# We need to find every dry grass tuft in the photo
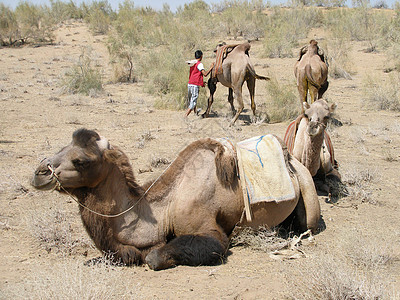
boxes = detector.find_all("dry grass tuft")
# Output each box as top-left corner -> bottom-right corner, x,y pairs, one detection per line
364,73 -> 400,111
2,256 -> 140,299
28,203 -> 93,255
150,156 -> 171,168
136,130 -> 156,149
287,255 -> 388,299
287,231 -> 397,299
341,164 -> 378,204
230,226 -> 289,252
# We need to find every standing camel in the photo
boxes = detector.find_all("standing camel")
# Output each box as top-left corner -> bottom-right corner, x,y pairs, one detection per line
202,42 -> 269,126
295,40 -> 328,113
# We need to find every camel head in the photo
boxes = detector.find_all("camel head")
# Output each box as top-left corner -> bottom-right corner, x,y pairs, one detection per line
308,40 -> 319,55
31,128 -> 112,191
303,99 -> 336,137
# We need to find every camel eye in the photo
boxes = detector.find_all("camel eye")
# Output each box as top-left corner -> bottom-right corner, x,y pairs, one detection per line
72,159 -> 90,171
304,113 -> 309,119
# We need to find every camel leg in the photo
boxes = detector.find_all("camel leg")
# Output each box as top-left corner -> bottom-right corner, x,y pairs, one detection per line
318,81 -> 329,99
309,85 -> 319,104
228,88 -> 235,117
298,83 -> 308,113
246,76 -> 256,122
202,78 -> 217,118
145,223 -> 228,270
230,88 -> 243,126
288,157 -> 321,233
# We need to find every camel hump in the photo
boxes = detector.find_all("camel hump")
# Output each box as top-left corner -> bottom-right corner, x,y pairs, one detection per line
240,42 -> 251,52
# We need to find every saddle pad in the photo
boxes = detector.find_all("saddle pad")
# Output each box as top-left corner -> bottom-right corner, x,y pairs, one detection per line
213,44 -> 240,78
237,135 -> 296,205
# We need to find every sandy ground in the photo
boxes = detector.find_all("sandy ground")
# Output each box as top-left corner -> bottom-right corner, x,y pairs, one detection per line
0,20 -> 399,299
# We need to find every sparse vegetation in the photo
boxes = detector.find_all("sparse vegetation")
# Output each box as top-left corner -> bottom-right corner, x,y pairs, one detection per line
364,73 -> 400,111
60,48 -> 103,95
230,226 -> 289,252
263,77 -> 299,123
264,7 -> 323,58
342,164 -> 378,204
28,201 -> 94,255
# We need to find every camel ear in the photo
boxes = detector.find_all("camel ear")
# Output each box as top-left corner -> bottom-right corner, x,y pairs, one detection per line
303,102 -> 310,111
96,136 -> 110,152
329,103 -> 337,113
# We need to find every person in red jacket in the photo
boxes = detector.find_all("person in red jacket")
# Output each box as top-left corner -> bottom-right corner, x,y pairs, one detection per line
185,50 -> 214,117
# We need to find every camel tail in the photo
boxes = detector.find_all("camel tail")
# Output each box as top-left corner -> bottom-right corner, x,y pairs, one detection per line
305,64 -> 320,89
247,64 -> 270,81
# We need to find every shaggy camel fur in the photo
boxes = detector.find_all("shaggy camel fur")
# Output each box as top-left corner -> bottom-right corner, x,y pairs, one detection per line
295,40 -> 329,113
203,42 -> 269,125
284,100 -> 340,191
32,129 -> 320,270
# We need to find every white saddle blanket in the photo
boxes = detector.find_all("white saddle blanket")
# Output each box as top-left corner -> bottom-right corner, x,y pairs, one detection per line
236,135 -> 295,204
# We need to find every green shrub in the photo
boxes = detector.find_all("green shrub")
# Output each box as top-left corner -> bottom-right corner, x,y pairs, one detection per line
264,77 -> 299,123
48,0 -> 85,22
61,48 -> 103,96
0,4 -> 19,46
85,0 -> 114,35
136,45 -> 197,110
325,6 -> 391,51
212,0 -> 267,40
15,1 -> 55,44
323,39 -> 353,79
264,8 -> 323,58
364,73 -> 400,111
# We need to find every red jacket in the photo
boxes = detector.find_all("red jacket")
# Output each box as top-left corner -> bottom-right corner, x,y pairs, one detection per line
188,61 -> 204,87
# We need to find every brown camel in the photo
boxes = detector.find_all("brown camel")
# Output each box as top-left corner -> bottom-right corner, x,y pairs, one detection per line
284,99 -> 340,192
32,128 -> 320,270
295,40 -> 328,113
203,42 -> 269,126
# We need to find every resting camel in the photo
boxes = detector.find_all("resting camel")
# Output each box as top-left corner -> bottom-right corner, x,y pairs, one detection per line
32,128 -> 320,270
284,99 -> 340,192
202,42 -> 269,126
295,40 -> 328,113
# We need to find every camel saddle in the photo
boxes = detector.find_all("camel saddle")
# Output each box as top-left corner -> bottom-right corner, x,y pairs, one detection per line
212,44 -> 241,78
284,115 -> 335,166
218,135 -> 296,222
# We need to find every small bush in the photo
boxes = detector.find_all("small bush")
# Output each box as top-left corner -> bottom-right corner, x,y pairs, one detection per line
323,39 -> 353,79
85,0 -> 114,35
364,73 -> 400,111
0,4 -> 19,46
61,48 -> 103,96
48,0 -> 85,22
263,77 -> 299,123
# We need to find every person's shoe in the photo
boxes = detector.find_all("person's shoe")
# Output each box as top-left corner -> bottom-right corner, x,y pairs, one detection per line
196,108 -> 202,116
